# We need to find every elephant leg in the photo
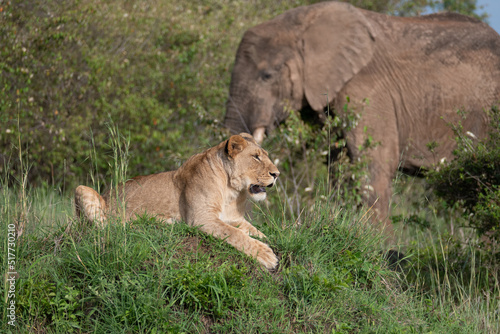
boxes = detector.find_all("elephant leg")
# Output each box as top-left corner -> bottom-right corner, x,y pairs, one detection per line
365,148 -> 400,245
346,131 -> 399,243
340,92 -> 400,243
366,166 -> 393,233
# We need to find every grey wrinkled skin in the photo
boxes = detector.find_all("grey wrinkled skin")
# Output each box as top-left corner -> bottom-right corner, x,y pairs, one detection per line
224,1 -> 500,236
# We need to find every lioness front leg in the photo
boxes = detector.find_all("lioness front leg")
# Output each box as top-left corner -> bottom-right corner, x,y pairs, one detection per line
226,220 -> 267,239
197,219 -> 277,270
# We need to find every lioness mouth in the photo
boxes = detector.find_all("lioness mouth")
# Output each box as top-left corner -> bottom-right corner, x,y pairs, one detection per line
249,184 -> 266,194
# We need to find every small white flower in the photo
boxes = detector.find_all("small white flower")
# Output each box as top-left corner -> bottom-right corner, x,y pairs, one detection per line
6,129 -> 12,133
305,187 -> 313,192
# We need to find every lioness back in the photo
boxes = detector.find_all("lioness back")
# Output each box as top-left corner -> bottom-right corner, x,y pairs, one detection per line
104,171 -> 180,222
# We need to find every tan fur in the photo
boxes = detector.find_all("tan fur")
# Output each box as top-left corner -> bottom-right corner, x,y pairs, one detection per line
75,133 -> 280,269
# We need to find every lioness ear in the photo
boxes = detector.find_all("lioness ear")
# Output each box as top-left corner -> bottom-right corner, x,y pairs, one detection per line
225,135 -> 248,159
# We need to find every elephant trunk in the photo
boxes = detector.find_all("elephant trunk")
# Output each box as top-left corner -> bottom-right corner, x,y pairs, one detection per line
224,96 -> 252,134
225,90 -> 278,142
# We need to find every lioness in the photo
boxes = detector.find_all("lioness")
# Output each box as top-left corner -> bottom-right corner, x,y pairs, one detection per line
75,133 -> 279,269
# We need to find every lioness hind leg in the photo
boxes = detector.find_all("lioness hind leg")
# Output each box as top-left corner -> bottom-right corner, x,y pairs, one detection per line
75,185 -> 107,226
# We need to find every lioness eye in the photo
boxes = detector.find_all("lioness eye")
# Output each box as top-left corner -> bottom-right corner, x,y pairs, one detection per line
253,154 -> 261,161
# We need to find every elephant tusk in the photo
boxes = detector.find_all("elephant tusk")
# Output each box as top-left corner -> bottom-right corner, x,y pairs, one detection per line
253,127 -> 266,144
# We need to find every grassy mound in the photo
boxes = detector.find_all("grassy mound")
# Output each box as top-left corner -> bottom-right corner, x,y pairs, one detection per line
1,183 -> 498,333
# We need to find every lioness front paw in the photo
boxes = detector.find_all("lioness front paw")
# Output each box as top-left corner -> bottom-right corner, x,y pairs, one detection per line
253,239 -> 278,270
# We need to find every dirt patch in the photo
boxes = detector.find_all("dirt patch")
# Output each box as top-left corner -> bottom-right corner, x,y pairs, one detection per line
181,236 -> 210,255
200,314 -> 215,334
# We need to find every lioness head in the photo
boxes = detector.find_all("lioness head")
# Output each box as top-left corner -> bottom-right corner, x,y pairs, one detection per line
225,133 -> 279,201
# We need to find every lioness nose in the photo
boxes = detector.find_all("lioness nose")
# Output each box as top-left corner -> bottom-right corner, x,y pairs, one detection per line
270,171 -> 279,179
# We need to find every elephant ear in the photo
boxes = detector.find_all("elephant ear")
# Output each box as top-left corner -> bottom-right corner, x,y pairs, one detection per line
303,3 -> 376,111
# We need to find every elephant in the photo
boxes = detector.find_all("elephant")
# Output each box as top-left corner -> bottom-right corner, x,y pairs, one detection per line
224,1 -> 500,234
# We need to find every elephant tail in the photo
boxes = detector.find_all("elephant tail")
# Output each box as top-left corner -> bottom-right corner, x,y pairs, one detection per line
75,185 -> 107,227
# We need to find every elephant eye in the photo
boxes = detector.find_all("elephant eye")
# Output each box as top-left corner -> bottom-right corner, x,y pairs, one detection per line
260,71 -> 272,81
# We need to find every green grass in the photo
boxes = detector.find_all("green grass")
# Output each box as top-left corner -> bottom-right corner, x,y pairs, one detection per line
1,178 -> 499,333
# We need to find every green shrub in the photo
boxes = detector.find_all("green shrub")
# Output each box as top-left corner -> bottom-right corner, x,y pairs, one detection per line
428,106 -> 500,241
17,279 -> 84,332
